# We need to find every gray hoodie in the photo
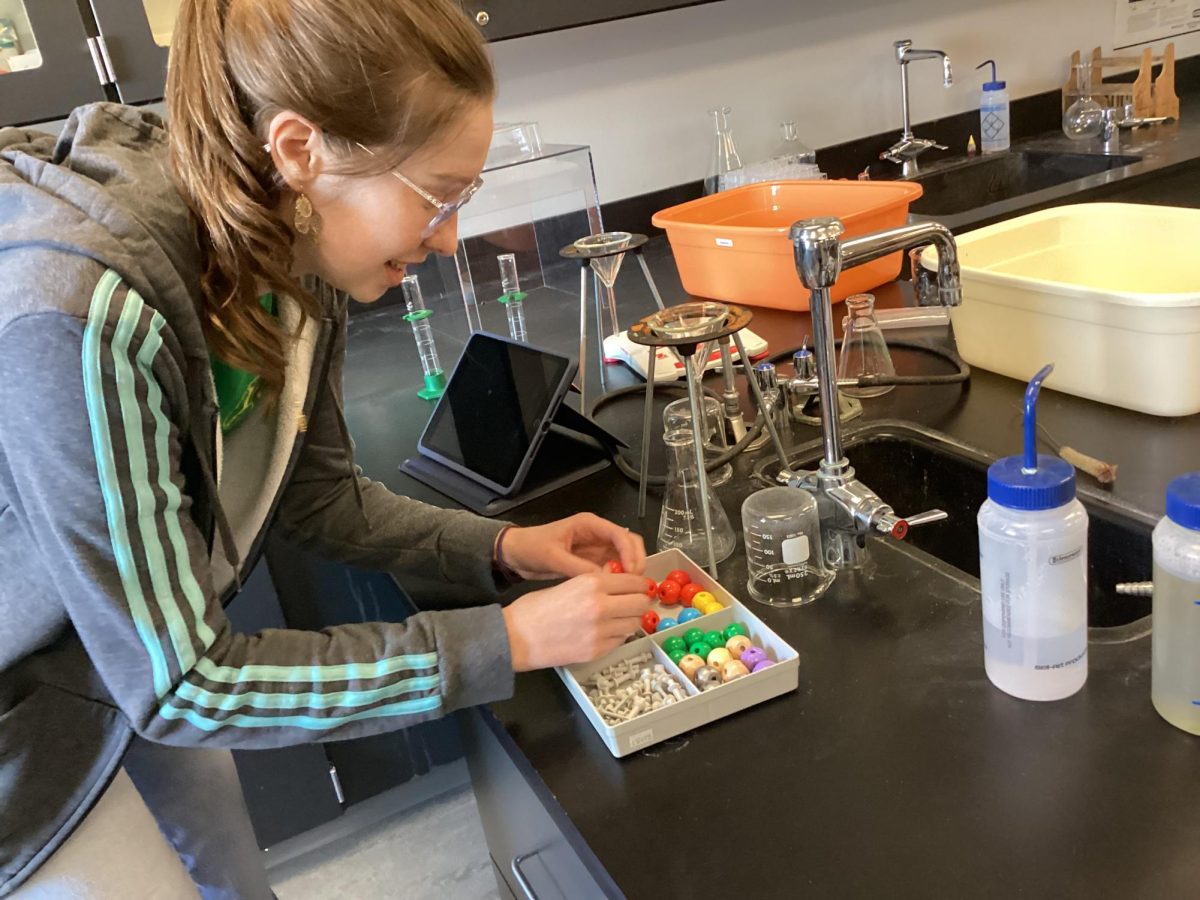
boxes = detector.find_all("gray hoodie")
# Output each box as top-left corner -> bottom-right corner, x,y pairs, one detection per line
0,104 -> 514,894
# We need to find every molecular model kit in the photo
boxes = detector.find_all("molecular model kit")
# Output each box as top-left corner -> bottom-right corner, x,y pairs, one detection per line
556,549 -> 799,757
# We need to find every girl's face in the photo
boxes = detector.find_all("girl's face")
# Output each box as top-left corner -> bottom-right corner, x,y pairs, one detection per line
296,102 -> 493,303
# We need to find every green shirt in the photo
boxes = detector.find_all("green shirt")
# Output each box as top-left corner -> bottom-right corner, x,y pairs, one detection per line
210,293 -> 276,433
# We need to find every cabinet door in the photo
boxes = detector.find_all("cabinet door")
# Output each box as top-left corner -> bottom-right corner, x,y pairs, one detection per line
0,0 -> 107,126
264,534 -> 467,807
461,0 -> 720,41
227,557 -> 345,849
88,0 -> 173,105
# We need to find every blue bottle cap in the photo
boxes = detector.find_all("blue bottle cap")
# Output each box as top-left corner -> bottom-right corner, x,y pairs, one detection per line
988,455 -> 1076,510
986,364 -> 1077,510
1165,473 -> 1200,531
976,59 -> 1006,91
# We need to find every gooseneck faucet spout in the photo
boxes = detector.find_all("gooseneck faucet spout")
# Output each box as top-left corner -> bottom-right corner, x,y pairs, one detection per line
784,217 -> 961,568
883,39 -> 954,176
841,221 -> 962,308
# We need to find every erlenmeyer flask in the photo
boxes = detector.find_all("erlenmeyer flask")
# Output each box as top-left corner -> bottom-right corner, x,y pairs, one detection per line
657,428 -> 736,562
1062,63 -> 1103,140
663,396 -> 732,488
838,293 -> 895,399
774,121 -> 816,166
704,107 -> 743,195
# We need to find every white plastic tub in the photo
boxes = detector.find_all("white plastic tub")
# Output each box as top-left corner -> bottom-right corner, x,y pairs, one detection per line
926,203 -> 1200,417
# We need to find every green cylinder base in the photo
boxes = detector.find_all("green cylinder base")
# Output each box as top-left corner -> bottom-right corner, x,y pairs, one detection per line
417,369 -> 446,400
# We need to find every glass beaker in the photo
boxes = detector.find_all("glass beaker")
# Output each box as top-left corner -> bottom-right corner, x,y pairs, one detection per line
741,487 -> 834,607
657,428 -> 736,563
663,396 -> 732,488
1062,63 -> 1104,140
704,107 -> 744,195
838,293 -> 895,399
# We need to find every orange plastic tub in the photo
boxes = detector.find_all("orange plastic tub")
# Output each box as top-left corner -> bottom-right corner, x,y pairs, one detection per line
652,180 -> 924,311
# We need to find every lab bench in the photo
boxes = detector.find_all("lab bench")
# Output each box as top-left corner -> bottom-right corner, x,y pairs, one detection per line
343,232 -> 1200,898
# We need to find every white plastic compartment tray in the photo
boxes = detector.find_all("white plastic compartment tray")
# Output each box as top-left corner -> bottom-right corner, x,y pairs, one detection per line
925,203 -> 1200,416
555,548 -> 799,757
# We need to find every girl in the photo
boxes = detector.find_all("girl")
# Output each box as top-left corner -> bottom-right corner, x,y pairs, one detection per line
0,1 -> 650,896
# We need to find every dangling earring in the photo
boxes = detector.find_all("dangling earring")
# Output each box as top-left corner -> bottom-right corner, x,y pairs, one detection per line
294,193 -> 321,239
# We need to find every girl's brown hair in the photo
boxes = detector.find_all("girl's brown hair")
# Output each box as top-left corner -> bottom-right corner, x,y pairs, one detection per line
167,0 -> 494,398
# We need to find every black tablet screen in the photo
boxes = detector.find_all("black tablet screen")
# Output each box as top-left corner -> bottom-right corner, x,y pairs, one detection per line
420,335 -> 572,490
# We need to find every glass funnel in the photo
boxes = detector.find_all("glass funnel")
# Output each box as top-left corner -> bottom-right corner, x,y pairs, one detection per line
838,293 -> 894,398
573,231 -> 632,336
647,301 -> 731,340
657,428 -> 736,563
1062,63 -> 1104,140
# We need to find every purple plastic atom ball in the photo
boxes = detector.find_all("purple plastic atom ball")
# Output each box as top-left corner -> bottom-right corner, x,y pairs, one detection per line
739,646 -> 769,670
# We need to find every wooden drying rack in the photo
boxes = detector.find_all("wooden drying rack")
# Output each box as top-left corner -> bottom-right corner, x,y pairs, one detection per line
1062,43 -> 1179,120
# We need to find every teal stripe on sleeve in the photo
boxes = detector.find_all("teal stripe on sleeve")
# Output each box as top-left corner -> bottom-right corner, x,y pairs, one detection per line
114,293 -> 195,675
193,652 -> 438,685
170,673 -> 441,713
83,270 -> 171,698
159,694 -> 443,732
129,292 -> 217,656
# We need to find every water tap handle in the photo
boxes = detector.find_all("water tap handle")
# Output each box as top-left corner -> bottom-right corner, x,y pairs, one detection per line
876,508 -> 949,539
753,361 -> 779,393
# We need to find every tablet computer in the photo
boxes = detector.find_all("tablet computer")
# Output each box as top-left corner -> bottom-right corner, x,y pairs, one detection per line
415,332 -> 577,497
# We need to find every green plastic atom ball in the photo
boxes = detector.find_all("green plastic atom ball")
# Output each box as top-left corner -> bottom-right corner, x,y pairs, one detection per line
663,636 -> 687,655
723,622 -> 749,641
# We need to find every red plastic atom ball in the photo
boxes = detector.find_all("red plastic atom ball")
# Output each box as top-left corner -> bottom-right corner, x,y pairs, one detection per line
644,578 -> 658,598
679,583 -> 702,607
604,559 -> 624,574
665,569 -> 691,586
641,611 -> 660,634
657,579 -> 682,605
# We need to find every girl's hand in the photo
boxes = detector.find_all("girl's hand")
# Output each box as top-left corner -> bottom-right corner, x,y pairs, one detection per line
498,513 -> 646,581
501,572 -> 656,671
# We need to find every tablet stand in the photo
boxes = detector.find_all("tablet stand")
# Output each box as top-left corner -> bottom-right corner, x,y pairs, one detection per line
400,404 -> 626,517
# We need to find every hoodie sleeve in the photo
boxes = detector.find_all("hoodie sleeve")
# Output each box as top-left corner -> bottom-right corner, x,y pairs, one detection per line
0,273 -> 513,749
272,292 -> 511,594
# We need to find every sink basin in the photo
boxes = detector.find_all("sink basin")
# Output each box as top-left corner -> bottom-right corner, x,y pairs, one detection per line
909,150 -> 1143,216
756,423 -> 1155,630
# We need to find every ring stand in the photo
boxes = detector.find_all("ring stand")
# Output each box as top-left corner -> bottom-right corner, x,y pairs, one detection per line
559,233 -> 668,413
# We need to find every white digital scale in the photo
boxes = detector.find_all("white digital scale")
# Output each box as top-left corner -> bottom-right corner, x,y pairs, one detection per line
601,328 -> 770,382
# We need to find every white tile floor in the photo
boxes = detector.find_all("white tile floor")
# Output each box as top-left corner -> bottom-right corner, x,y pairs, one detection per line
270,785 -> 501,900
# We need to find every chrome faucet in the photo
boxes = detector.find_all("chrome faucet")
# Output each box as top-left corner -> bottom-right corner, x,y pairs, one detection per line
783,217 -> 963,569
882,39 -> 954,177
